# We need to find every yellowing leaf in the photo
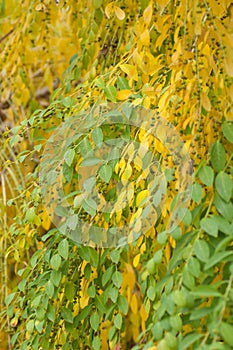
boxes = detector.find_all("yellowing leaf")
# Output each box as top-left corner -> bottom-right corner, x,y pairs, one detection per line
116,89 -> 132,100
140,304 -> 148,322
143,2 -> 153,25
105,2 -> 113,18
114,6 -> 125,20
136,190 -> 149,207
130,294 -> 138,314
119,64 -> 138,82
140,29 -> 150,46
143,96 -> 151,108
225,56 -> 233,77
133,254 -> 141,268
201,92 -> 211,111
121,163 -> 132,181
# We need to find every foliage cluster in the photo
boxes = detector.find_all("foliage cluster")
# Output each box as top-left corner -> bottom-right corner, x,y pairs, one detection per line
0,0 -> 233,349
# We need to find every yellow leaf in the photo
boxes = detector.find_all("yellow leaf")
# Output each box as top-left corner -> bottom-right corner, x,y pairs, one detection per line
133,254 -> 141,268
143,2 -> 153,25
165,242 -> 171,262
136,190 -> 149,207
132,219 -> 142,233
225,56 -> 233,77
130,294 -> 138,314
140,304 -> 148,322
114,6 -> 125,20
116,209 -> 122,223
140,242 -> 146,254
127,183 -> 134,204
143,96 -> 151,108
119,64 -> 138,81
134,155 -> 142,171
116,89 -> 132,100
115,158 -> 126,174
105,2 -> 113,18
132,98 -> 143,106
121,162 -> 132,181
140,29 -> 150,46
130,208 -> 142,224
201,92 -> 211,111
156,32 -> 168,50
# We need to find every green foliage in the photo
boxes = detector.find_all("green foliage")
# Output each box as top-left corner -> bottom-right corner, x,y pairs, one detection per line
1,0 -> 233,349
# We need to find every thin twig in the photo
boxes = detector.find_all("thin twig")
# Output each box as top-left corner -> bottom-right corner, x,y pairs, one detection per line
0,27 -> 15,44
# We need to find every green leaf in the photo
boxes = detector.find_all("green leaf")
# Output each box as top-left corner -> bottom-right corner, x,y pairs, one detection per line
65,282 -> 75,301
102,266 -> 114,286
211,215 -> 232,235
112,271 -> 122,288
79,138 -> 92,157
5,292 -> 16,306
99,164 -> 112,183
198,165 -> 214,187
95,77 -> 105,89
74,304 -> 92,324
214,193 -> 233,222
81,157 -> 103,166
50,254 -> 62,270
54,205 -> 69,217
63,162 -> 73,183
153,249 -> 163,264
90,312 -> 100,331
169,314 -> 182,332
220,323 -> 233,346
222,122 -> 233,143
89,247 -> 99,268
26,207 -> 36,223
104,85 -> 117,102
204,251 -> 232,270
191,183 -> 203,204
210,141 -> 226,172
26,320 -> 34,333
200,217 -> 218,237
194,239 -> 210,262
64,148 -> 75,166
88,285 -> 96,298
47,304 -> 56,322
93,0 -> 102,9
84,263 -> 92,278
187,257 -> 200,277
110,250 -> 121,264
95,294 -> 107,313
67,214 -> 79,230
32,295 -> 42,308
147,286 -> 156,301
116,77 -> 130,90
82,198 -> 97,217
179,333 -> 202,350
110,287 -> 119,303
118,295 -> 128,315
92,127 -> 103,146
58,239 -> 69,260
61,307 -> 73,323
78,246 -> 91,261
215,171 -> 232,202
92,336 -> 101,350
173,290 -> 187,307
190,306 -> 213,320
50,270 -> 61,287
45,280 -> 54,297
83,176 -> 96,193
114,313 -> 122,329
191,285 -> 222,297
